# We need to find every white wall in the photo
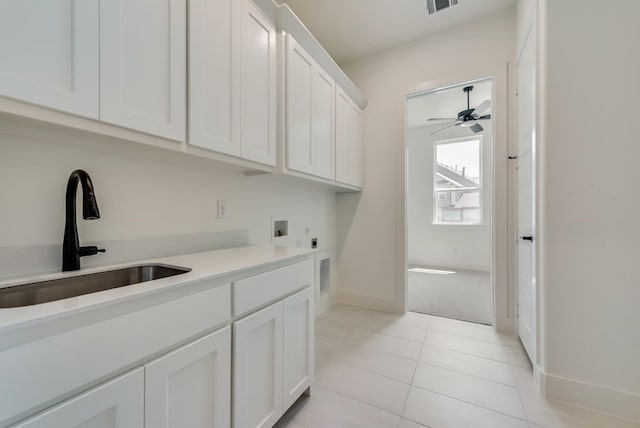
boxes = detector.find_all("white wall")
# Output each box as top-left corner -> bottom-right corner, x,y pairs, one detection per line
0,130 -> 336,276
535,0 -> 640,421
337,8 -> 516,325
407,122 -> 492,272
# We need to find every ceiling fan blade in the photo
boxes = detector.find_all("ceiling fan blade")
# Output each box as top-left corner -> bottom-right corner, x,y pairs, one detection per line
470,123 -> 484,133
430,122 -> 461,135
477,114 -> 491,120
472,100 -> 491,116
427,118 -> 457,122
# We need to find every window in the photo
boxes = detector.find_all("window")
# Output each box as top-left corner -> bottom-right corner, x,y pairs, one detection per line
434,137 -> 482,225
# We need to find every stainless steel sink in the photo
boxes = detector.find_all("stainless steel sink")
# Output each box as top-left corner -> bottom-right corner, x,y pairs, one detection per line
0,264 -> 191,308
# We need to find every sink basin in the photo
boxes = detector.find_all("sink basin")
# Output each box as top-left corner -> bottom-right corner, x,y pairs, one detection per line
0,264 -> 191,308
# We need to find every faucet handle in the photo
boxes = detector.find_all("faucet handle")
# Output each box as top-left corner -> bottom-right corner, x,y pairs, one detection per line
78,246 -> 106,257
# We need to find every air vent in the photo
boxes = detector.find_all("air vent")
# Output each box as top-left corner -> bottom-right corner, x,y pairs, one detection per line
426,0 -> 458,14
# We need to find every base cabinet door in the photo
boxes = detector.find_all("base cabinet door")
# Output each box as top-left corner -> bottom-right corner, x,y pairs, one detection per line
283,287 -> 314,409
144,327 -> 231,428
11,368 -> 143,428
233,302 -> 283,428
0,0 -> 99,118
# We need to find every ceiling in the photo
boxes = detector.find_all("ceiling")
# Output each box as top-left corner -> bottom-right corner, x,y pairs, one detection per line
275,0 -> 517,65
407,79 -> 492,129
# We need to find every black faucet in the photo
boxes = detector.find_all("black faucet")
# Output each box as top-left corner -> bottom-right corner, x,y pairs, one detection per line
62,169 -> 105,271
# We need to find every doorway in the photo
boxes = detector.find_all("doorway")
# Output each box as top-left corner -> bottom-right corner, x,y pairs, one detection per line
405,78 -> 494,325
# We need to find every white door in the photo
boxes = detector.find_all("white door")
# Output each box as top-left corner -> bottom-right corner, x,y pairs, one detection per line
283,287 -> 314,409
240,1 -> 276,166
145,327 -> 231,428
11,368 -> 143,428
286,36 -> 314,175
233,302 -> 283,428
188,0 -> 242,156
311,68 -> 336,180
0,0 -> 99,118
516,25 -> 537,364
99,0 -> 187,141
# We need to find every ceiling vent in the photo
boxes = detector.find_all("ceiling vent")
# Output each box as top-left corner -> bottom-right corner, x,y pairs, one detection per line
426,0 -> 458,14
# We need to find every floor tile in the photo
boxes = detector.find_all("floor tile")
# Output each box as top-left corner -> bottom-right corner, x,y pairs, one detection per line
412,363 -> 527,419
347,330 -> 423,360
326,305 -> 428,342
404,386 -> 530,428
511,365 -> 537,392
314,333 -> 345,365
283,386 -> 401,428
315,361 -> 410,415
519,390 -> 640,428
398,418 -> 428,428
330,342 -> 418,383
425,330 -> 531,367
420,344 -> 517,386
429,315 -> 522,348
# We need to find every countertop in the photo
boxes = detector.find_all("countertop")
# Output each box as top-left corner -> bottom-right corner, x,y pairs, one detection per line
0,245 -> 315,334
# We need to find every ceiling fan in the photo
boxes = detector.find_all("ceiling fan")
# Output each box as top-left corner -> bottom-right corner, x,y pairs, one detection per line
427,85 -> 491,135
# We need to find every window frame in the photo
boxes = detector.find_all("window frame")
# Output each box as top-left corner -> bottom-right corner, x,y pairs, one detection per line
432,135 -> 484,226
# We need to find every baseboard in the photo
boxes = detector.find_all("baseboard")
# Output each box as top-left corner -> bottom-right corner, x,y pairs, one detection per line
336,290 -> 401,313
539,370 -> 640,423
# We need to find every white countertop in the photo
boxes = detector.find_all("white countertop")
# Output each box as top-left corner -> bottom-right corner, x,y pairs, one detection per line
0,245 -> 314,334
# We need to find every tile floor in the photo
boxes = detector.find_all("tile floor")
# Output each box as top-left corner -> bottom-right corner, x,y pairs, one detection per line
275,304 -> 640,428
408,268 -> 491,324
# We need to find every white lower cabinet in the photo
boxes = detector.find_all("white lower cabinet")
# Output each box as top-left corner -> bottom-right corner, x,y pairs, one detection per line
233,302 -> 284,428
283,287 -> 314,409
144,327 -> 232,428
233,286 -> 314,428
11,368 -> 144,428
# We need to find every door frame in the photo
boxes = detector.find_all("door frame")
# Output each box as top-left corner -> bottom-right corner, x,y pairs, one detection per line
400,64 -> 515,333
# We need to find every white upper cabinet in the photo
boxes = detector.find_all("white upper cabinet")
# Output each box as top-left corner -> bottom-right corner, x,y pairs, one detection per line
285,35 -> 336,180
99,0 -> 187,142
312,68 -> 336,180
240,1 -> 277,166
188,0 -> 241,156
189,0 -> 276,166
0,0 -> 99,118
286,36 -> 314,174
335,86 -> 363,188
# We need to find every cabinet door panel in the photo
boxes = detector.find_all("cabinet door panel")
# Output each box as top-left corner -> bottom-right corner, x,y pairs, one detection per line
286,37 -> 313,174
335,87 -> 362,187
240,2 -> 276,165
233,302 -> 283,428
0,0 -> 99,118
100,0 -> 186,141
312,69 -> 335,180
145,327 -> 231,428
283,287 -> 314,409
11,368 -> 143,428
188,0 -> 241,155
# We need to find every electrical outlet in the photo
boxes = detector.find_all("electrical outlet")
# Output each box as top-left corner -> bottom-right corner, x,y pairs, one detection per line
217,200 -> 228,219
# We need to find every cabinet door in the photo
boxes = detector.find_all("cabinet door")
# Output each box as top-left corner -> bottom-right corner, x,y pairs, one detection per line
99,0 -> 186,141
11,368 -> 143,428
312,68 -> 336,180
0,0 -> 99,118
188,0 -> 241,156
283,287 -> 314,409
145,327 -> 231,428
335,87 -> 363,187
286,36 -> 313,175
240,1 -> 276,166
233,302 -> 283,428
